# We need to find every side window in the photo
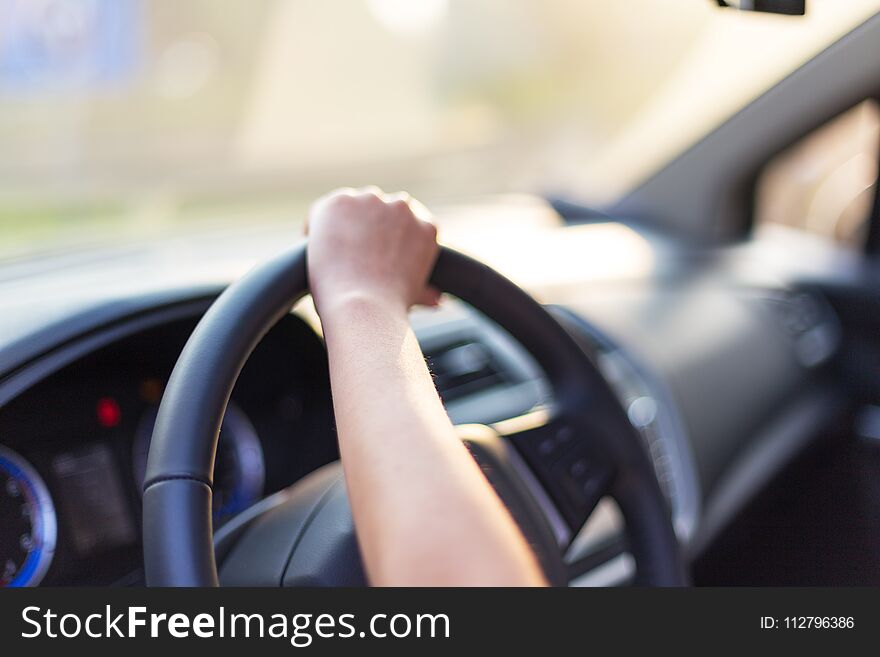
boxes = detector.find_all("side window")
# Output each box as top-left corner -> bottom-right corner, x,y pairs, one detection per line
754,99 -> 880,249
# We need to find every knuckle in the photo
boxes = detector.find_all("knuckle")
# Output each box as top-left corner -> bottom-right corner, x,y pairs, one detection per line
388,191 -> 412,204
356,186 -> 384,201
325,192 -> 356,209
389,198 -> 412,214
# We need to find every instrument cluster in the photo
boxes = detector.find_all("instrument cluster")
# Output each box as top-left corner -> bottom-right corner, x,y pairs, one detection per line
0,311 -> 336,586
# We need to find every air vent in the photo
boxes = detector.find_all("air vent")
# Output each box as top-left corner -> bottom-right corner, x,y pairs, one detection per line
426,340 -> 506,402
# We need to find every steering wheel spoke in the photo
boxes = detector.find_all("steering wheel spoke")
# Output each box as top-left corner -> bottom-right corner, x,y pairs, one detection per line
454,423 -> 568,585
497,413 -> 616,537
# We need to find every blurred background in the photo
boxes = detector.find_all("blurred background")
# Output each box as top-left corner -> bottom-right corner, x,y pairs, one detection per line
1,0 -> 879,258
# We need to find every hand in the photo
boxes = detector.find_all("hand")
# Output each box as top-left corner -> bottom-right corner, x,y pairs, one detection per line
306,187 -> 441,318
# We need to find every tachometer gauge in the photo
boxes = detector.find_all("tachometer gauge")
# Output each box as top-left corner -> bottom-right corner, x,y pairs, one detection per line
0,446 -> 57,587
133,402 -> 265,523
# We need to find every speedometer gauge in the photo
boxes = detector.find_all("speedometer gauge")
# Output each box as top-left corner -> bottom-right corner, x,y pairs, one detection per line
0,446 -> 57,587
133,401 -> 265,523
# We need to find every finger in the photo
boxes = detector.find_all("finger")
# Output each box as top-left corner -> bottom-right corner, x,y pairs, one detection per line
307,187 -> 360,235
415,285 -> 442,308
308,187 -> 357,227
384,191 -> 412,204
352,185 -> 385,200
314,187 -> 358,207
386,191 -> 434,225
421,218 -> 438,242
408,197 -> 434,224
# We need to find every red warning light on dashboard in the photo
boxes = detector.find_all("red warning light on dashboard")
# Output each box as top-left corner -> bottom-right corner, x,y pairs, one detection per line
96,397 -> 122,428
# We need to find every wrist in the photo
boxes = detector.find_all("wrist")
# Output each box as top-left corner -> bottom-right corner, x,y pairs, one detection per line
316,288 -> 409,326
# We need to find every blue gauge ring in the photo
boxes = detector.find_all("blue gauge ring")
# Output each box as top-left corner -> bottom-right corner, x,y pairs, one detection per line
0,446 -> 57,587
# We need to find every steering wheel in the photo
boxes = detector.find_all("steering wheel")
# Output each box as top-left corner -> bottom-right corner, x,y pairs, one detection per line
143,244 -> 687,586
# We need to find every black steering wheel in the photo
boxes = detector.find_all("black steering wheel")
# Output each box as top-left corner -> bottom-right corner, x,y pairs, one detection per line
143,244 -> 687,586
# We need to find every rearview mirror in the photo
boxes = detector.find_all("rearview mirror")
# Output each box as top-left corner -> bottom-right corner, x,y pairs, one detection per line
715,0 -> 806,15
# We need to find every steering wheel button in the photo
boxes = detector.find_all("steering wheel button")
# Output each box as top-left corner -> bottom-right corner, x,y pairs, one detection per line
569,458 -> 588,479
581,477 -> 604,500
555,426 -> 574,444
538,437 -> 556,456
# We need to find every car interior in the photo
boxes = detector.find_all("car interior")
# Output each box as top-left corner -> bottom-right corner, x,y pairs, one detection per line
2,0 -> 880,587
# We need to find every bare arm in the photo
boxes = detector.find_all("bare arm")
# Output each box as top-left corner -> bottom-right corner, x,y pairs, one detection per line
307,188 -> 547,587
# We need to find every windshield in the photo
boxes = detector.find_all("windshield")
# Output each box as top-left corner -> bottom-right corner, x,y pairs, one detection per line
2,0 -> 879,259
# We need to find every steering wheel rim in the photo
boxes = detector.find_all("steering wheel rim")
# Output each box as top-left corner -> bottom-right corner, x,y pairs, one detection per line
143,243 -> 687,586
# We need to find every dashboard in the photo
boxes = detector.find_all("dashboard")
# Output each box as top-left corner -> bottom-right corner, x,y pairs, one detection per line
0,200 -> 858,587
0,311 -> 336,586
0,292 -> 702,587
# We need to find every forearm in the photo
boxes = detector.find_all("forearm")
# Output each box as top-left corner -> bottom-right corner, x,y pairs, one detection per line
321,293 -> 547,586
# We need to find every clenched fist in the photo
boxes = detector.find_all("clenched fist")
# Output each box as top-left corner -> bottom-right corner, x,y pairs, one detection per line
306,187 -> 440,319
